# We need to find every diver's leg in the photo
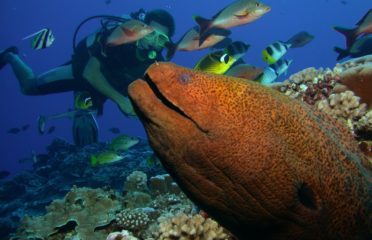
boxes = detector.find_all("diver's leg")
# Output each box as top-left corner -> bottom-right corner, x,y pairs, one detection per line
5,52 -> 75,95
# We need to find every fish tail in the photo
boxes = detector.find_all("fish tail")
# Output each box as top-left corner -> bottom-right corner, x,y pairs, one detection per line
165,42 -> 178,60
199,27 -> 231,47
333,26 -> 357,48
285,31 -> 314,48
193,15 -> 211,38
333,46 -> 349,61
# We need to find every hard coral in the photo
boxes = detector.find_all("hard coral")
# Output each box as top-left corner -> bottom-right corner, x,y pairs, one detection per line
154,213 -> 234,240
12,186 -> 122,240
337,55 -> 372,108
115,208 -> 150,232
316,90 -> 367,131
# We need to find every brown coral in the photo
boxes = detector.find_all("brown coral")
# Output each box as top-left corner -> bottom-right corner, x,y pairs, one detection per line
337,55 -> 372,108
13,186 -> 122,240
154,213 -> 234,240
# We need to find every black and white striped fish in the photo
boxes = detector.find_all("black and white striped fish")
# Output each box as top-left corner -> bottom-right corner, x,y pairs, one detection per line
255,58 -> 293,85
23,28 -> 55,50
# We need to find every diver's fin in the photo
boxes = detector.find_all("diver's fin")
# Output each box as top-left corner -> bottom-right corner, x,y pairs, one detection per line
334,46 -> 350,61
165,42 -> 178,60
0,46 -> 18,70
333,26 -> 356,48
193,15 -> 212,38
199,27 -> 231,46
209,37 -> 233,50
285,31 -> 314,48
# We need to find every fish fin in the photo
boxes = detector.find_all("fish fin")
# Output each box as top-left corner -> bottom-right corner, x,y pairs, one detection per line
334,46 -> 349,61
209,37 -> 232,50
22,28 -> 47,40
193,15 -> 211,38
355,9 -> 372,26
333,26 -> 357,48
234,9 -> 249,18
285,31 -> 314,48
90,155 -> 97,167
165,42 -> 178,60
121,27 -> 136,36
199,27 -> 231,46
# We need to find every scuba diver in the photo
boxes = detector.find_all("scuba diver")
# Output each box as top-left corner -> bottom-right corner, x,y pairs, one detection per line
0,8 -> 175,146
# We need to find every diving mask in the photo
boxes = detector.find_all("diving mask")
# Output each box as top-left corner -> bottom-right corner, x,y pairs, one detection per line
137,29 -> 170,51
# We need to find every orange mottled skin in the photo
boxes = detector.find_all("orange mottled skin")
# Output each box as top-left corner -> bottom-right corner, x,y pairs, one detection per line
128,62 -> 372,239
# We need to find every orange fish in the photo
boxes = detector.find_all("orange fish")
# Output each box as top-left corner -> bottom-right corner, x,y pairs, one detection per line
166,26 -> 231,60
106,19 -> 154,46
194,0 -> 270,45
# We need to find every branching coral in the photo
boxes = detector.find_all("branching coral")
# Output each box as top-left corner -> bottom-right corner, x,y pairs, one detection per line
316,91 -> 367,131
273,60 -> 372,140
153,213 -> 234,240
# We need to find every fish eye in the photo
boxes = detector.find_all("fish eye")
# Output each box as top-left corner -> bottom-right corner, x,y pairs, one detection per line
256,2 -> 260,7
179,73 -> 191,84
220,54 -> 229,64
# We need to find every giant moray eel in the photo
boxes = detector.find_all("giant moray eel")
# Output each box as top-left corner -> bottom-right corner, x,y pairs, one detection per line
128,62 -> 372,239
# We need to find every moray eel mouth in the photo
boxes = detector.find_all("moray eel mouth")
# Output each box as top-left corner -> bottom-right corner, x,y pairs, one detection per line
128,67 -> 207,134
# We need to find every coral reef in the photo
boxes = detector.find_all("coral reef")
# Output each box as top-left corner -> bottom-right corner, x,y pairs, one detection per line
336,55 -> 372,108
12,186 -> 122,239
115,208 -> 150,233
273,57 -> 372,141
11,169 -> 232,240
0,138 -> 165,239
154,213 -> 234,240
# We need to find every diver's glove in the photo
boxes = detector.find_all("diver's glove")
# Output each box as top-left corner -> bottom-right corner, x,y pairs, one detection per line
72,111 -> 99,146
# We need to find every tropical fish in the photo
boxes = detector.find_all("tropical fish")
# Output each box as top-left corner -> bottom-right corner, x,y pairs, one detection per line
109,134 -> 140,152
74,91 -> 93,110
194,50 -> 236,75
334,36 -> 372,60
0,170 -> 10,180
7,127 -> 21,134
128,62 -> 372,239
194,0 -> 271,45
256,58 -> 293,85
108,127 -> 121,134
106,19 -> 154,46
334,9 -> 372,48
166,26 -> 231,60
21,124 -> 30,131
90,151 -> 123,167
225,64 -> 263,80
285,31 -> 314,48
262,31 -> 314,64
23,28 -> 55,50
225,41 -> 250,59
194,41 -> 250,75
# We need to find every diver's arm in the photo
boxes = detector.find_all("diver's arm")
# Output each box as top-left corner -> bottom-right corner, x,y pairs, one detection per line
83,56 -> 135,116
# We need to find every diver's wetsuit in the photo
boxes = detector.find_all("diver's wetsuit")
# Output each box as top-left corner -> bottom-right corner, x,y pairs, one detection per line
36,28 -> 163,115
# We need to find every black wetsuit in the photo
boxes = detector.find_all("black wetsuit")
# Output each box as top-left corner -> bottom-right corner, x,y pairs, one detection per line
38,28 -> 163,115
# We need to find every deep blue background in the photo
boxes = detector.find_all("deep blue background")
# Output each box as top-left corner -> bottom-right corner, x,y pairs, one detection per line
0,0 -> 370,175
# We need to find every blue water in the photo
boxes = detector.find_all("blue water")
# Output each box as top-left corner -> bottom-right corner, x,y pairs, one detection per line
0,0 -> 369,175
